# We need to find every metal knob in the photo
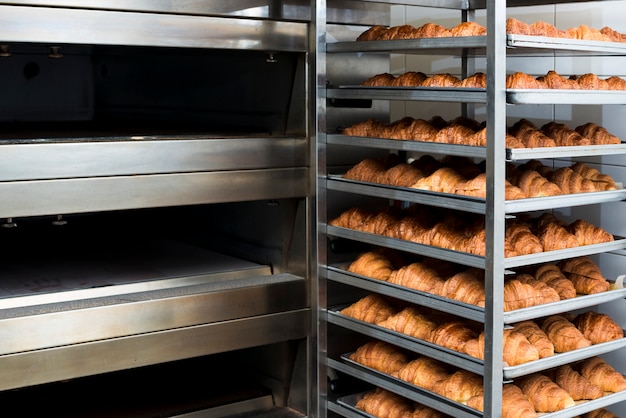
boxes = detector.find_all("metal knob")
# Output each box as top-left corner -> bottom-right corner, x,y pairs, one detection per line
2,218 -> 17,228
52,215 -> 67,226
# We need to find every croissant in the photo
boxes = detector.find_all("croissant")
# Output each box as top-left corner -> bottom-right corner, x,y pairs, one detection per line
549,166 -> 597,193
515,273 -> 561,305
512,320 -> 555,358
359,211 -> 398,236
578,356 -> 626,392
513,170 -> 562,197
432,369 -> 483,403
507,72 -> 546,89
429,320 -> 479,353
348,251 -> 396,281
378,307 -> 439,341
509,121 -> 557,147
530,21 -> 565,38
421,73 -> 462,88
361,72 -> 397,87
575,73 -> 610,90
384,163 -> 426,187
406,118 -> 439,141
536,221 -> 580,251
573,311 -> 624,344
542,121 -> 592,146
460,72 -> 487,88
505,222 -> 544,255
411,167 -> 466,194
439,271 -> 486,307
550,364 -> 603,400
387,262 -> 445,294
568,219 -> 614,246
582,408 -> 621,418
391,71 -> 428,87
504,278 -> 555,311
343,118 -> 384,137
349,340 -> 409,375
575,122 -> 621,145
413,22 -> 452,38
450,21 -> 487,37
355,388 -> 414,418
570,161 -> 618,190
433,124 -> 476,145
464,329 -> 540,366
340,294 -> 398,325
559,256 -> 611,294
329,207 -> 373,229
379,24 -> 418,41
517,374 -> 576,412
395,357 -> 450,391
540,314 -> 592,352
531,264 -> 576,299
466,384 -> 538,418
538,70 -> 580,89
356,25 -> 389,41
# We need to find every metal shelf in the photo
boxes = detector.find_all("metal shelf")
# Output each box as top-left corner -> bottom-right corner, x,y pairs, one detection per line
327,86 -> 488,103
327,176 -> 626,214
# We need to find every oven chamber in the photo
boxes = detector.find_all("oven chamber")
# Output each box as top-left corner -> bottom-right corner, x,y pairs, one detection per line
0,2 -> 315,416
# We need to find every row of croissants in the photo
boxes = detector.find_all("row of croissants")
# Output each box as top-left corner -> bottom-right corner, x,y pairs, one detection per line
360,69 -> 626,90
340,293 -> 623,366
356,17 -> 626,43
329,205 -> 614,257
350,339 -> 626,415
355,386 -> 618,418
343,154 -> 618,200
342,116 -> 623,148
347,250 -> 612,310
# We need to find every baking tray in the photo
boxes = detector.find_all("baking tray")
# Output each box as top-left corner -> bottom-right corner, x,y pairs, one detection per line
507,34 -> 626,54
325,224 -> 626,270
327,134 -> 626,160
507,89 -> 626,105
337,354 -> 626,418
325,265 -> 626,324
328,308 -> 626,379
327,35 -> 487,54
327,175 -> 626,214
327,86 -> 487,103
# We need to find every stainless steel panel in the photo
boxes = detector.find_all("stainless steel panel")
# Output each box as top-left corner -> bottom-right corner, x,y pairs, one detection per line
507,34 -> 626,54
0,168 -> 308,218
507,89 -> 626,105
0,309 -> 310,391
0,273 -> 306,355
0,5 -> 308,51
0,137 -> 307,181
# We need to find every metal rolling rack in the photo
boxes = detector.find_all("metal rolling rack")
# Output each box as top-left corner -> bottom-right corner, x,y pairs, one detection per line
0,2 -> 315,416
319,1 -> 626,417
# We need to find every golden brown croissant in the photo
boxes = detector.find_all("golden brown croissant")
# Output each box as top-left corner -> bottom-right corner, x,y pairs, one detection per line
570,161 -> 618,190
433,124 -> 476,145
395,356 -> 450,391
329,207 -> 373,229
506,222 -> 544,255
460,72 -> 487,88
530,21 -> 565,37
439,270 -> 486,307
464,329 -> 540,366
410,167 -> 466,194
606,75 -> 626,90
600,25 -> 626,43
340,294 -> 398,325
533,263 -> 577,300
575,122 -> 622,145
509,120 -> 558,148
538,70 -> 580,89
540,314 -> 592,352
582,408 -> 621,418
578,356 -> 626,392
413,22 -> 452,38
355,387 -> 414,418
356,25 -> 389,41
450,21 -> 487,37
513,170 -> 562,197
503,277 -> 558,311
359,211 -> 399,236
383,163 -> 426,187
506,18 -> 533,35
559,256 -> 611,294
379,24 -> 418,41
343,118 -> 384,137
542,121 -> 592,146
361,72 -> 397,86
421,73 -> 462,88
349,340 -> 409,375
456,174 -> 527,200
432,369 -> 483,403
517,374 -> 576,412
573,311 -> 624,344
549,166 -> 597,194
343,158 -> 387,183
429,320 -> 479,353
515,273 -> 561,305
512,320 -> 555,358
567,219 -> 614,246
506,72 -> 546,89
536,221 -> 580,251
390,71 -> 428,87
378,307 -> 439,341
550,364 -> 604,400
575,73 -> 610,90
348,251 -> 396,281
466,384 -> 538,418
387,262 -> 445,294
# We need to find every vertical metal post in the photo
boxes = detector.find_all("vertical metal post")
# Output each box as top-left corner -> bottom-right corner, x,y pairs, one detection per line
484,0 -> 506,416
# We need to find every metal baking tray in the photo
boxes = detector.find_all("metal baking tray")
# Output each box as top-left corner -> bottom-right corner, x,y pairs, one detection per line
336,354 -> 626,418
327,36 -> 487,55
328,307 -> 626,380
507,89 -> 626,105
325,265 -> 626,325
325,224 -> 626,270
327,357 -> 481,418
327,86 -> 487,103
327,175 -> 626,215
333,394 -> 375,418
507,34 -> 626,54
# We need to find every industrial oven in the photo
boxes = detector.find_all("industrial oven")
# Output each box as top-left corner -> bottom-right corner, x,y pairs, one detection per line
0,1 -> 316,416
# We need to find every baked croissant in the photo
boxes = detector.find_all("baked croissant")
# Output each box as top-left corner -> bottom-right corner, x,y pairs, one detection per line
466,383 -> 538,418
536,221 -> 580,251
542,121 -> 592,146
356,25 -> 389,41
348,251 -> 396,281
575,122 -> 621,145
429,320 -> 479,353
395,356 -> 450,391
387,262 -> 445,294
349,340 -> 409,375
378,306 -> 439,341
411,167 -> 466,194
517,373 -> 576,412
512,320 -> 555,358
550,364 -> 603,400
582,408 -> 621,418
573,311 -> 624,344
567,219 -> 614,246
578,356 -> 626,392
463,329 -> 540,366
506,222 -> 544,255
540,315 -> 592,352
512,170 -> 562,197
329,206 -> 373,229
533,263 -> 577,300
549,166 -> 597,194
507,72 -> 546,89
432,369 -> 483,403
355,387 -> 415,418
340,294 -> 398,325
515,273 -> 561,305
570,161 -> 618,190
503,277 -> 559,311
559,256 -> 611,294
439,270 -> 486,307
